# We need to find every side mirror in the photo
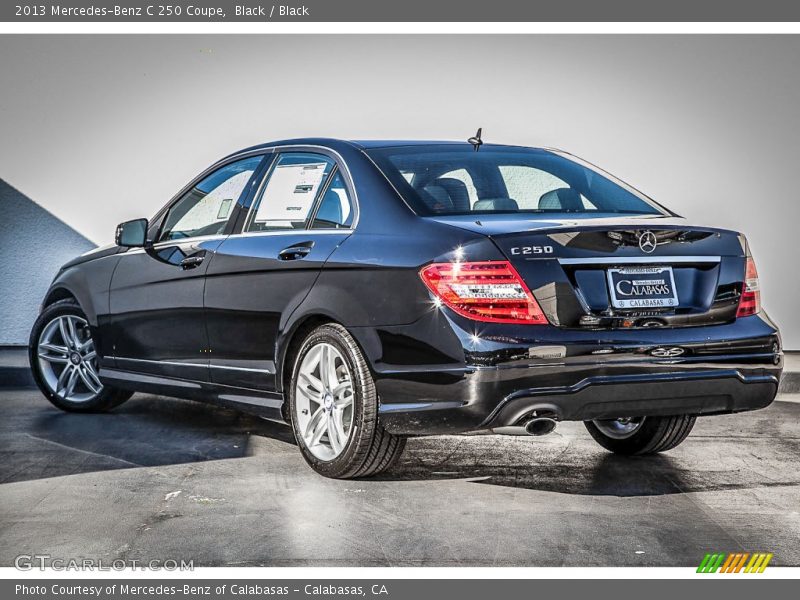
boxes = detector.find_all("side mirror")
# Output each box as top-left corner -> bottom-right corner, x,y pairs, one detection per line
115,218 -> 148,247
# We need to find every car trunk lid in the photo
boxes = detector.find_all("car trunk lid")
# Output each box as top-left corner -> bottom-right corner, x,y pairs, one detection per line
429,215 -> 747,329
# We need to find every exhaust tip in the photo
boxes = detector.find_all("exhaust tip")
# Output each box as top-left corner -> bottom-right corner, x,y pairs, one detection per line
524,417 -> 557,436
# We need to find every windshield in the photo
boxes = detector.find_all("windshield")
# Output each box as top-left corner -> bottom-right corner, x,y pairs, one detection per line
366,145 -> 667,217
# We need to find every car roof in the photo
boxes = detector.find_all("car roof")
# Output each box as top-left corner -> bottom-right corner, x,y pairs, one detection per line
225,138 -> 550,159
351,140 -> 474,149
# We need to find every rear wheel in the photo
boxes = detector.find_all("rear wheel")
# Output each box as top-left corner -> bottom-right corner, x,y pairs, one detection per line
29,299 -> 132,413
584,415 -> 696,455
289,323 -> 405,479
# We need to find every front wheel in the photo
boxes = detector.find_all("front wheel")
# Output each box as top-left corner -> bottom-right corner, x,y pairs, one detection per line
289,323 -> 405,479
584,415 -> 696,455
29,299 -> 132,413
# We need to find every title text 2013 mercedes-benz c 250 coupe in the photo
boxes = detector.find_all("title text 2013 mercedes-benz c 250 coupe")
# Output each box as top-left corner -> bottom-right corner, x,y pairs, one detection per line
30,138 -> 783,478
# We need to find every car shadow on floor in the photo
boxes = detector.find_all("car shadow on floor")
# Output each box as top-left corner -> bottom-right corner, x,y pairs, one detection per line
384,444 -> 800,497
1,393 -> 294,484
7,393 -> 799,498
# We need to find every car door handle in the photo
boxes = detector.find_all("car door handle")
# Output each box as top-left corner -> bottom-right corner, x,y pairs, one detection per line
180,255 -> 205,269
278,242 -> 314,261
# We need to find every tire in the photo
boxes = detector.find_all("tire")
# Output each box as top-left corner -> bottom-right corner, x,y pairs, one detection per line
584,414 -> 696,455
29,299 -> 133,413
288,323 -> 405,479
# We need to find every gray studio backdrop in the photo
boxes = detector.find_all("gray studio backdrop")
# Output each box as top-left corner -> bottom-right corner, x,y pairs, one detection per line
0,35 -> 797,347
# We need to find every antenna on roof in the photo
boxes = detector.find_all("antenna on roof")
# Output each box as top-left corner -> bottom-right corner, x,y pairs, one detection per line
467,127 -> 483,152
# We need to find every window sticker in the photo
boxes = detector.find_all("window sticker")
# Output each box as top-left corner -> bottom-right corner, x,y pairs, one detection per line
216,198 -> 233,220
253,162 -> 328,224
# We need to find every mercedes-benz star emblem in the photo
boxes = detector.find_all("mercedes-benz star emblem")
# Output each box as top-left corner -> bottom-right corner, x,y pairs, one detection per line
638,230 -> 658,253
650,347 -> 685,358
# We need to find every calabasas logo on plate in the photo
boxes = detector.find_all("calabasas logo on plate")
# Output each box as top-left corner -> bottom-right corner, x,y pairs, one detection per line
528,345 -> 567,359
607,266 -> 679,308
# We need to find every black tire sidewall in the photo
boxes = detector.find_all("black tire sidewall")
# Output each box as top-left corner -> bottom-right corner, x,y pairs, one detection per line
585,418 -> 656,454
585,415 -> 692,455
288,324 -> 377,478
29,299 -> 128,413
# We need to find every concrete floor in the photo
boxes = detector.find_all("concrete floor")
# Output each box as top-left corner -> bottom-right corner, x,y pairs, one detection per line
0,390 -> 798,567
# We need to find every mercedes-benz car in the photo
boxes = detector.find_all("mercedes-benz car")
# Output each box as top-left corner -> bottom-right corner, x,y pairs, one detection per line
29,138 -> 783,478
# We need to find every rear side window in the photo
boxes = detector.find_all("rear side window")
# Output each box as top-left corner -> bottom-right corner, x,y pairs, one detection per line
366,145 -> 665,217
246,152 -> 334,232
311,172 -> 354,229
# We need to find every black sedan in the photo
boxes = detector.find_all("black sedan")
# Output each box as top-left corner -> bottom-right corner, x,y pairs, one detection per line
29,138 -> 783,478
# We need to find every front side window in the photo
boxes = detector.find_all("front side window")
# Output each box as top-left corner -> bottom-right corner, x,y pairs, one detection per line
159,156 -> 263,241
246,152 -> 334,232
366,145 -> 665,217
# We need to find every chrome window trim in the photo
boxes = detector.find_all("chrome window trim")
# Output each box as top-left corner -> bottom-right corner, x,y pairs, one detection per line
151,234 -> 228,249
205,147 -> 277,170
121,234 -> 229,255
235,229 -> 354,238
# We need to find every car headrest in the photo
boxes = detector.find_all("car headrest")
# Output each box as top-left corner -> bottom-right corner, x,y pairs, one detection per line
431,178 -> 471,212
472,197 -> 519,211
421,183 -> 454,213
316,188 -> 343,224
538,188 -> 583,211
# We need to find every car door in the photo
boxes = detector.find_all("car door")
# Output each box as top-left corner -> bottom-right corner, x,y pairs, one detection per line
107,155 -> 265,382
204,150 -> 356,391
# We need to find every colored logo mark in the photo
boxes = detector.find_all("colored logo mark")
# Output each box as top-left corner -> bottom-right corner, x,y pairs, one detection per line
697,552 -> 773,573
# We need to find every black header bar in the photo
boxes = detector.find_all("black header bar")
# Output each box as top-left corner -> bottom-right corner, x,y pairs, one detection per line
4,0 -> 800,22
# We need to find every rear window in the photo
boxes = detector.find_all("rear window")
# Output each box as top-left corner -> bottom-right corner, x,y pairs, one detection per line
366,145 -> 666,217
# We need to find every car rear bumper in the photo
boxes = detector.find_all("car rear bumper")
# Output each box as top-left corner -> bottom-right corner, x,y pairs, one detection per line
360,313 -> 783,435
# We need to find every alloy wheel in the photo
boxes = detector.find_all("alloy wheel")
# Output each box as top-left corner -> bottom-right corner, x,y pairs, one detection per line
37,314 -> 103,403
591,416 -> 646,440
294,342 -> 355,461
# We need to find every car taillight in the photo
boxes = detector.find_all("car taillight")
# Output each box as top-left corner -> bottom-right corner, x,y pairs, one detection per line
419,261 -> 548,325
736,257 -> 761,317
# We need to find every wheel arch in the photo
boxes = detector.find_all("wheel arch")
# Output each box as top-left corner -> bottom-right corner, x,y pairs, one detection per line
276,312 -> 380,403
40,282 -> 100,327
277,313 -> 337,396
42,286 -> 78,308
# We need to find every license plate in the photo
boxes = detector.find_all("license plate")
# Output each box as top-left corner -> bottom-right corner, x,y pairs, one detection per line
607,266 -> 678,309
